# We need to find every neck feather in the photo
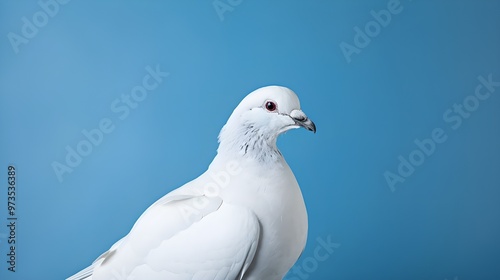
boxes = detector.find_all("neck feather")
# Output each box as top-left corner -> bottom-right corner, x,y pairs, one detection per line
217,121 -> 282,164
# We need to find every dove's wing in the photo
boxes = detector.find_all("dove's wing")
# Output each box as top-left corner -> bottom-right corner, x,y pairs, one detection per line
69,193 -> 261,280
66,194 -> 201,280
127,201 -> 260,280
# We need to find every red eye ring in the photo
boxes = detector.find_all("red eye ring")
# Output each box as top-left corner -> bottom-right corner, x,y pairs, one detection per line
265,101 -> 277,112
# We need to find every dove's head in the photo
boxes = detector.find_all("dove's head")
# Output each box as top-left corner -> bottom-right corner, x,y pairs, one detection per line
218,86 -> 316,162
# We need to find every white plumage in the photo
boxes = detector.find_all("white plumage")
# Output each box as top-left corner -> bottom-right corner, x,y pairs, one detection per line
67,86 -> 316,280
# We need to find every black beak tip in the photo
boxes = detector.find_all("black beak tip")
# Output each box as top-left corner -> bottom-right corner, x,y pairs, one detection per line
302,119 -> 316,133
310,122 -> 317,133
291,114 -> 316,133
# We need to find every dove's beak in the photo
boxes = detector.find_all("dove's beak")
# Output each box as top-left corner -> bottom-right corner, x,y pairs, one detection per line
290,110 -> 316,133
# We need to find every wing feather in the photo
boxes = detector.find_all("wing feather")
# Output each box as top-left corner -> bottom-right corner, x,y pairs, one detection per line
72,194 -> 260,280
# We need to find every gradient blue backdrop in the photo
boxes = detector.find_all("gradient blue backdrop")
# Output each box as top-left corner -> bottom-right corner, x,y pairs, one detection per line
1,1 -> 499,279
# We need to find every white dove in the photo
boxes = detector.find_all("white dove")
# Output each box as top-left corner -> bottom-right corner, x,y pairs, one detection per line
67,85 -> 316,280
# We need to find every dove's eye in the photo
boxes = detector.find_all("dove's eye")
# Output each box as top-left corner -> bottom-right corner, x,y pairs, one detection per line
265,101 -> 277,112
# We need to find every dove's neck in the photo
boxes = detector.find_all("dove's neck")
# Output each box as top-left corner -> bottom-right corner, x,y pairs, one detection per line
216,121 -> 283,165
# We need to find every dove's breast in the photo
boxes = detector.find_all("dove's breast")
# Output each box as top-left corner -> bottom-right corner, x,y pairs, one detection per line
218,159 -> 308,280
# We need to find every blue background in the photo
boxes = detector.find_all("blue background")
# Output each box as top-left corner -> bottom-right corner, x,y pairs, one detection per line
1,1 -> 500,279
